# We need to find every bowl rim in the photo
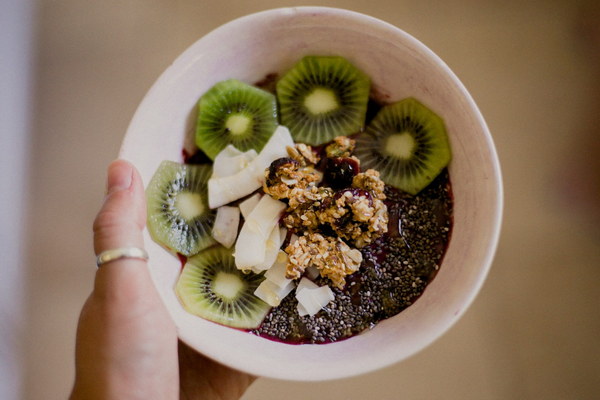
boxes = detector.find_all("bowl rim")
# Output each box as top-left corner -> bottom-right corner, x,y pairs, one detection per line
121,6 -> 503,381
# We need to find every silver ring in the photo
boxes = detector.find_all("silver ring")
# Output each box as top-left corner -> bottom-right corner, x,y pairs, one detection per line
96,247 -> 149,267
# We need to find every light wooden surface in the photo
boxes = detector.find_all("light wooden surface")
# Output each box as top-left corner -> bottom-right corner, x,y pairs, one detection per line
23,1 -> 599,399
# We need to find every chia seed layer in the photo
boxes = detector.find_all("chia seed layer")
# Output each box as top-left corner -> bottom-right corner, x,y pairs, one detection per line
251,170 -> 453,344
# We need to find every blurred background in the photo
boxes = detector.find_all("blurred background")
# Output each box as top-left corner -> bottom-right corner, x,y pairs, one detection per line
2,0 -> 599,399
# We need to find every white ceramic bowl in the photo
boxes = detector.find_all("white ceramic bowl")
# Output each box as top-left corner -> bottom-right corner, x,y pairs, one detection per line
120,7 -> 502,381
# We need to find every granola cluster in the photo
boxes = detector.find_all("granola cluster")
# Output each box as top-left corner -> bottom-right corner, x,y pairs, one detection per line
318,187 -> 388,248
325,136 -> 355,158
352,169 -> 386,200
282,186 -> 332,230
285,233 -> 362,289
263,157 -> 321,200
263,137 -> 389,288
287,143 -> 320,165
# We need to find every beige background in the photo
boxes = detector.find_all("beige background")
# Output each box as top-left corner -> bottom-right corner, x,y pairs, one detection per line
21,0 -> 599,399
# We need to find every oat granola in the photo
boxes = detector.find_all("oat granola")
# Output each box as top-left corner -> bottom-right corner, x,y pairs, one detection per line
325,136 -> 355,158
285,232 -> 362,289
352,169 -> 387,200
283,186 -> 332,230
262,136 -> 389,288
318,189 -> 388,248
263,157 -> 321,200
287,143 -> 320,165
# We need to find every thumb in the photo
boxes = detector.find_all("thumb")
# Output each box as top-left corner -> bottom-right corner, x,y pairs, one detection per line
93,159 -> 146,254
92,159 -> 150,299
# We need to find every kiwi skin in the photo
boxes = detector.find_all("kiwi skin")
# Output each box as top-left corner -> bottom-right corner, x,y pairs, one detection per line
195,79 -> 278,160
176,245 -> 271,329
276,55 -> 371,146
354,97 -> 451,195
146,160 -> 216,256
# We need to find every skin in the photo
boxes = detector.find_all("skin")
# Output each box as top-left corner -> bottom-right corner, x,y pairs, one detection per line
70,160 -> 255,400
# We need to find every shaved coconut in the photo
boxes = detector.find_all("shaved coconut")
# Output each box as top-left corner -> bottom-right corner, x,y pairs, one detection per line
254,279 -> 295,307
212,145 -> 258,178
211,206 -> 240,248
242,195 -> 286,238
208,126 -> 294,208
264,251 -> 294,288
279,227 -> 287,247
218,144 -> 244,157
297,303 -> 309,316
239,193 -> 262,218
296,284 -> 335,317
253,250 -> 295,306
234,195 -> 286,270
296,277 -> 318,292
250,125 -> 294,169
253,225 -> 281,271
297,297 -> 318,317
208,168 -> 257,210
311,285 -> 335,304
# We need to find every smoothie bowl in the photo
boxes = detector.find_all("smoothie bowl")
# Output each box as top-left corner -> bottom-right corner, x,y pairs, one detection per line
120,7 -> 502,381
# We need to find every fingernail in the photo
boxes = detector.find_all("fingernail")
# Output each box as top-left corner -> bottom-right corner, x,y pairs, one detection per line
106,160 -> 133,194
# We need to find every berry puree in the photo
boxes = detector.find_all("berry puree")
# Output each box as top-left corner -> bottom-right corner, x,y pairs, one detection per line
252,170 -> 453,344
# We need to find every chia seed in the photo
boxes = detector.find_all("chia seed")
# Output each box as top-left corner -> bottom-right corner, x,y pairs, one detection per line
251,170 -> 453,344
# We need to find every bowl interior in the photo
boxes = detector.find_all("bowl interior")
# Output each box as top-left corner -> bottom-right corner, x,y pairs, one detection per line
120,7 -> 502,381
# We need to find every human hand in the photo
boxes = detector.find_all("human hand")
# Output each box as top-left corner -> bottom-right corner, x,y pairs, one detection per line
70,159 -> 255,400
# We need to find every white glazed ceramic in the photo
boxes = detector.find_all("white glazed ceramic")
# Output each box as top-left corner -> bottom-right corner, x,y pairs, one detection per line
120,7 -> 502,381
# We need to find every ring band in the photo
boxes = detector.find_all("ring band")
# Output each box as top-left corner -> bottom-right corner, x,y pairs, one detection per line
96,247 -> 149,267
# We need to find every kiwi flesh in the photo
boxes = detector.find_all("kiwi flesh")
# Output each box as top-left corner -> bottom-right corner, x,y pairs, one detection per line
146,160 -> 216,256
196,79 -> 278,160
276,56 -> 370,146
354,98 -> 451,195
176,245 -> 271,329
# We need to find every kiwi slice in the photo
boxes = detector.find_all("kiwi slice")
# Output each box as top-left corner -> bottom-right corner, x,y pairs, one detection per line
146,160 -> 216,256
276,56 -> 370,145
195,79 -> 278,160
176,245 -> 271,329
354,98 -> 451,195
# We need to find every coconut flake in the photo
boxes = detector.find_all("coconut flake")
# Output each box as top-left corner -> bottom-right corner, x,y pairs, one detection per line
233,195 -> 286,270
264,251 -> 294,288
212,145 -> 257,178
279,227 -> 288,247
296,277 -> 318,292
253,225 -> 281,272
239,193 -> 262,218
296,283 -> 335,317
254,279 -> 295,307
211,206 -> 240,248
208,126 -> 294,208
